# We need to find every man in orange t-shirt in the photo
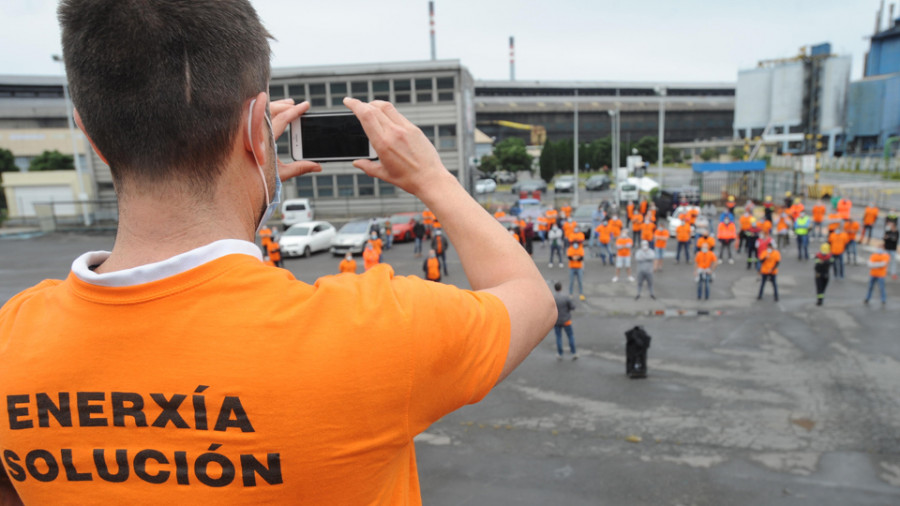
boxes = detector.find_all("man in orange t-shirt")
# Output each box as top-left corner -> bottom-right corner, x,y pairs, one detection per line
738,210 -> 753,252
631,212 -> 645,244
567,233 -> 586,300
0,5 -> 557,503
608,214 -> 623,238
654,226 -> 669,272
641,220 -> 656,245
339,252 -> 357,274
757,243 -> 781,301
843,218 -> 860,265
812,201 -> 827,239
595,221 -> 613,265
864,246 -> 890,304
716,216 -> 737,264
862,204 -> 879,244
694,244 -> 717,300
613,229 -> 634,283
829,229 -> 848,278
676,221 -> 692,263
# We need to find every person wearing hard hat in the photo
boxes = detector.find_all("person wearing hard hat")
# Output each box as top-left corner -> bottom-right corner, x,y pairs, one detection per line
814,243 -> 833,306
794,210 -> 811,261
812,200 -> 827,240
763,195 -> 775,223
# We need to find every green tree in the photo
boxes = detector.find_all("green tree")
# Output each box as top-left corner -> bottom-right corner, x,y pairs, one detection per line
478,154 -> 500,174
632,136 -> 659,164
28,150 -> 74,171
493,137 -> 532,174
0,148 -> 16,173
539,139 -> 556,182
699,148 -> 718,162
729,146 -> 746,160
663,146 -> 682,164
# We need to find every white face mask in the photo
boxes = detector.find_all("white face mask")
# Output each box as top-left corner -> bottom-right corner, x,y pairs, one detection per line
249,98 -> 281,234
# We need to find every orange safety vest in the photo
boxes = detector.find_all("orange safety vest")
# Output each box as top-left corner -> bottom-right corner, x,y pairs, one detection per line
363,247 -> 379,270
739,214 -> 752,231
717,222 -> 737,240
697,236 -> 715,250
608,218 -> 623,237
494,210 -> 506,219
631,214 -> 644,232
695,250 -> 716,270
561,205 -> 572,219
639,200 -> 648,215
426,257 -> 441,280
563,221 -> 577,240
837,199 -> 852,219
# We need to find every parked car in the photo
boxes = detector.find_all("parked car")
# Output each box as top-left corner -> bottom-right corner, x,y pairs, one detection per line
494,171 -> 517,184
571,205 -> 597,237
617,182 -> 639,203
281,198 -> 314,229
279,221 -> 336,258
553,175 -> 577,193
585,174 -> 611,191
510,198 -> 548,220
667,205 -> 701,237
475,178 -> 498,194
388,212 -> 421,242
330,219 -> 376,256
510,179 -> 548,195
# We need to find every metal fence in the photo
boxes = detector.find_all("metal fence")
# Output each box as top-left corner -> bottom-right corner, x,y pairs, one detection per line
771,154 -> 900,173
690,171 -> 804,204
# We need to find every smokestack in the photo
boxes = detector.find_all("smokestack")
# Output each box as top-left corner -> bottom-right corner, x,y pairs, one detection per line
509,36 -> 515,81
429,2 -> 436,60
876,0 -> 884,34
890,4 -> 896,27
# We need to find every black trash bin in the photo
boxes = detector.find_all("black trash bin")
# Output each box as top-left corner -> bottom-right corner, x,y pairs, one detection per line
625,326 -> 652,379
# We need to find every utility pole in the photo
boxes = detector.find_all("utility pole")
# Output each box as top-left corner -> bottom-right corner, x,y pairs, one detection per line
656,86 -> 666,188
573,89 -> 579,207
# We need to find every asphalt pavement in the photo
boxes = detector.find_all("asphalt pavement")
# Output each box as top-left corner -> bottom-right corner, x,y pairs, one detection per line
1,227 -> 899,505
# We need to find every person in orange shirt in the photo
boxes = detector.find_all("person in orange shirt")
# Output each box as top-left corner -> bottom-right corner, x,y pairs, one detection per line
422,208 -> 436,238
676,220 -> 692,263
595,220 -> 613,265
864,245 -> 890,305
567,233 -> 587,300
546,208 -> 560,227
653,226 -> 669,272
613,229 -> 634,283
493,207 -> 506,219
640,220 -> 655,245
812,201 -> 827,239
826,211 -> 842,233
775,211 -> 792,249
608,214 -> 623,238
431,229 -> 450,275
265,233 -> 283,268
837,196 -> 852,220
757,242 -> 781,302
694,243 -> 717,300
422,249 -> 442,282
829,228 -> 848,279
338,252 -> 357,274
696,229 -> 715,255
367,231 -> 383,262
362,242 -> 380,271
789,198 -> 804,220
639,198 -> 648,216
843,218 -> 860,265
631,212 -> 644,244
862,203 -> 879,244
738,210 -> 753,252
562,216 -> 578,247
626,201 -> 635,226
760,218 -> 773,236
646,203 -> 657,224
561,204 -> 573,219
716,216 -> 737,264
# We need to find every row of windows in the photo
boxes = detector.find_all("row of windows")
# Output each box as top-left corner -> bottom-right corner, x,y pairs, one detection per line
0,85 -> 65,99
270,76 -> 456,107
295,173 -> 396,199
476,87 -> 735,98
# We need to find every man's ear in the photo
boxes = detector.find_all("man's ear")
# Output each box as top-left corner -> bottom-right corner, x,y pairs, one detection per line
73,108 -> 108,164
244,91 -> 269,166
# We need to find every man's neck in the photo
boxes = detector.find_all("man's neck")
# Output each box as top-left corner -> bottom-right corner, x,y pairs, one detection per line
95,190 -> 258,274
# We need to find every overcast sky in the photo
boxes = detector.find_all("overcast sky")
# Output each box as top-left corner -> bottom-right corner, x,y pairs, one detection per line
0,0 -> 883,83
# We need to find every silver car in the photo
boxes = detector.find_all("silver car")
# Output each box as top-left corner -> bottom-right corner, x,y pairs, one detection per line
553,175 -> 576,193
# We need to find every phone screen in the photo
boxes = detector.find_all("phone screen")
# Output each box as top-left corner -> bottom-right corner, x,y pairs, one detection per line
299,114 -> 371,160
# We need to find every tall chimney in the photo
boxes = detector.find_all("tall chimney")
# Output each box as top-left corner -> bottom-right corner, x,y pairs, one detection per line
509,36 -> 515,81
876,0 -> 885,34
890,3 -> 896,27
429,2 -> 436,60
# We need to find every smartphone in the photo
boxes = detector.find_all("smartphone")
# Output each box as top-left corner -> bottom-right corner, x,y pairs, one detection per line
290,112 -> 378,162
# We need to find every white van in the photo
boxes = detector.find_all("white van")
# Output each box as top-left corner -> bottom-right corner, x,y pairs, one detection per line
281,198 -> 314,229
617,183 -> 639,204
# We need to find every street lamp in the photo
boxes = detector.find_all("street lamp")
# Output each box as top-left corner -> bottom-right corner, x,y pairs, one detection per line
608,109 -> 619,206
655,86 -> 666,189
573,89 -> 579,207
52,54 -> 91,226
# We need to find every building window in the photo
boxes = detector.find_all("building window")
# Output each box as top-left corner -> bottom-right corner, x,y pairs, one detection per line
437,77 -> 455,102
351,81 -> 369,100
373,80 -> 390,101
270,84 -> 285,100
415,78 -> 433,103
337,174 -> 355,197
394,79 -> 411,103
330,82 -> 347,106
378,180 -> 396,196
419,125 -> 435,145
358,174 -> 375,196
288,84 -> 305,102
309,83 -> 326,107
276,133 -> 290,156
438,124 -> 456,150
297,176 -> 314,197
315,174 -> 334,197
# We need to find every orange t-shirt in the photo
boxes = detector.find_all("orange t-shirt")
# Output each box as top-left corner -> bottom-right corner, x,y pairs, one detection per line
654,228 -> 669,249
870,252 -> 890,278
422,210 -> 435,225
829,231 -> 848,255
812,205 -> 826,223
595,224 -> 612,244
425,257 -> 441,280
608,218 -> 623,237
626,203 -> 635,219
697,236 -> 715,251
863,206 -> 879,226
567,245 -> 585,269
695,251 -> 717,270
761,220 -> 773,235
367,237 -> 383,257
759,249 -> 782,275
717,222 -> 736,240
0,250 -> 510,505
363,247 -> 380,270
843,220 -> 859,239
561,206 -> 572,219
493,211 -> 506,219
631,214 -> 644,232
676,223 -> 692,242
739,214 -> 752,231
837,199 -> 852,219
641,222 -> 656,242
616,237 -> 633,257
562,221 -> 577,241
339,258 -> 357,274
639,201 -> 648,216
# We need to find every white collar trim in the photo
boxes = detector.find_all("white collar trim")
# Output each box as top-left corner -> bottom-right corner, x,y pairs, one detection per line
71,239 -> 263,287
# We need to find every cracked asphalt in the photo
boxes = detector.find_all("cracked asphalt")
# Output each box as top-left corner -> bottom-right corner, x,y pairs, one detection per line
2,229 -> 898,505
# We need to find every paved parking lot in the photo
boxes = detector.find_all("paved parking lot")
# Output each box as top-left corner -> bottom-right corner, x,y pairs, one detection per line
2,230 -> 899,505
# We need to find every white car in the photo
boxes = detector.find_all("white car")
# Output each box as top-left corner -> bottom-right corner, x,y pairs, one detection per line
475,178 -> 497,194
281,198 -> 314,229
667,205 -> 701,236
553,175 -> 576,193
279,220 -> 336,258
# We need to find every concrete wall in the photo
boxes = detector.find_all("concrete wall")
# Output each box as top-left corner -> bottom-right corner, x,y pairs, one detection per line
1,170 -> 94,218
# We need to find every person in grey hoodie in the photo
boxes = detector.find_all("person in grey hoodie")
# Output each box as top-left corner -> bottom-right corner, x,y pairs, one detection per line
634,240 -> 657,300
552,281 -> 578,360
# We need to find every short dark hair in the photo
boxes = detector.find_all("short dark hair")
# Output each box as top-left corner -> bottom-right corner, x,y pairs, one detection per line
59,0 -> 272,195
554,282 -> 562,291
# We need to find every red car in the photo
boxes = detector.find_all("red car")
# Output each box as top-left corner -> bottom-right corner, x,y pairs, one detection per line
388,212 -> 422,242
